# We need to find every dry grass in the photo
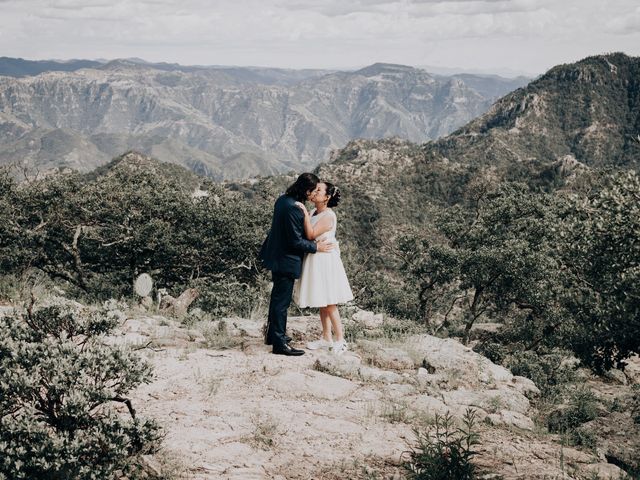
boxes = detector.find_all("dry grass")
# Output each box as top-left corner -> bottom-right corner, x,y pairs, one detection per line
244,412 -> 281,450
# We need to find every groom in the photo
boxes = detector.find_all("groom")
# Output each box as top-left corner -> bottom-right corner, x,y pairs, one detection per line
260,173 -> 334,356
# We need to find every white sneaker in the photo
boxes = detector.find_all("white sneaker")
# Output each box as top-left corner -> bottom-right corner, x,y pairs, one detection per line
306,338 -> 333,350
331,340 -> 348,355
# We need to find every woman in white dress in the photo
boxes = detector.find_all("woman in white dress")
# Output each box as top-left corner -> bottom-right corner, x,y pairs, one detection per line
294,182 -> 354,354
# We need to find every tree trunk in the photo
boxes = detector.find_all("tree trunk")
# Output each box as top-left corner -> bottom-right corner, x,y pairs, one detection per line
463,287 -> 483,345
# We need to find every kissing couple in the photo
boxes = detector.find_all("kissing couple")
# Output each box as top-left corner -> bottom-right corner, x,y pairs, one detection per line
259,173 -> 354,356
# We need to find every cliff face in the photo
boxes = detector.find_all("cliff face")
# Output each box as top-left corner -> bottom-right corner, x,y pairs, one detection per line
0,60 -> 526,179
438,52 -> 640,170
318,53 -> 640,191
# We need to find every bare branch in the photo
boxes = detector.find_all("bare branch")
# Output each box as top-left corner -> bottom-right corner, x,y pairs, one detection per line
110,396 -> 136,419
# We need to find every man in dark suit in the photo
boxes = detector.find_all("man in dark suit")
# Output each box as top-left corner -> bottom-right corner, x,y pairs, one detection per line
260,173 -> 334,356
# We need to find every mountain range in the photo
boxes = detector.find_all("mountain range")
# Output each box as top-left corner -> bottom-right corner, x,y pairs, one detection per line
231,53 -> 640,254
0,57 -> 528,179
317,52 -> 640,193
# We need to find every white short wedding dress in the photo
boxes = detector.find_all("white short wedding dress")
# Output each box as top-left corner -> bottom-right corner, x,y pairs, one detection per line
294,209 -> 354,308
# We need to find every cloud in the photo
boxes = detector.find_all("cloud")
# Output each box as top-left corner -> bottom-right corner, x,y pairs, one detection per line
606,7 -> 640,35
0,0 -> 638,73
278,0 -> 551,18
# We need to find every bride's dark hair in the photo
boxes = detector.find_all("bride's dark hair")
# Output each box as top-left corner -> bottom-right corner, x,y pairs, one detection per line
324,182 -> 341,207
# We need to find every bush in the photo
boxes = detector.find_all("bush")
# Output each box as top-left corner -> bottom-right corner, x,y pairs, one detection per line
504,350 -> 577,401
192,275 -> 268,319
547,387 -> 599,434
569,427 -> 597,451
403,409 -> 480,480
0,301 -> 161,479
0,155 -> 270,310
562,170 -> 640,371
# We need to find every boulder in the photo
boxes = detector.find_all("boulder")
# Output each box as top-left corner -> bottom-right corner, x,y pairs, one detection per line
270,370 -> 358,400
512,376 -> 540,397
313,353 -> 362,378
485,411 -> 535,431
412,394 -> 450,417
441,389 -> 530,415
408,334 -> 516,388
623,355 -> 640,384
405,334 -> 538,429
351,310 -> 384,329
218,317 -> 263,338
579,463 -> 627,480
358,367 -> 404,384
604,368 -> 628,385
583,412 -> 640,473
358,340 -> 415,370
313,353 -> 405,384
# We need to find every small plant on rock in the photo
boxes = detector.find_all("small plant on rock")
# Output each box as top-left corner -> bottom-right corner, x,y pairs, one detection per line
403,408 -> 481,480
247,412 -> 280,450
380,399 -> 412,424
201,320 -> 238,350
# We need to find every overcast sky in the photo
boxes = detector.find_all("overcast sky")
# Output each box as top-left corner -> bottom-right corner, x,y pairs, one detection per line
1,0 -> 639,76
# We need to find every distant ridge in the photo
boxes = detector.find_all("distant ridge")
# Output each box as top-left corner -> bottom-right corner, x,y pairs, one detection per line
0,58 -> 528,180
314,52 -> 640,206
355,63 -> 418,76
0,57 -> 104,77
437,52 -> 640,170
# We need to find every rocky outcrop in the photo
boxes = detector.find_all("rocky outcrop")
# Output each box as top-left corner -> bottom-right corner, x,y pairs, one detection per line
5,295 -> 630,479
111,309 -> 628,479
582,413 -> 640,474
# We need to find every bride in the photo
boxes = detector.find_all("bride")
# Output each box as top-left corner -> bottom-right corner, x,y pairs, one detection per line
294,181 -> 353,354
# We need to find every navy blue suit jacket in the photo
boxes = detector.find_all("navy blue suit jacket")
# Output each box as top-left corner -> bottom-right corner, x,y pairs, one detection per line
259,194 -> 317,278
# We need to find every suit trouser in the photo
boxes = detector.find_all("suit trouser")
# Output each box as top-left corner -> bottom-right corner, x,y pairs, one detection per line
265,272 -> 295,349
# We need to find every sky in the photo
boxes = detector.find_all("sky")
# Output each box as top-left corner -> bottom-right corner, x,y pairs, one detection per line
1,0 -> 639,77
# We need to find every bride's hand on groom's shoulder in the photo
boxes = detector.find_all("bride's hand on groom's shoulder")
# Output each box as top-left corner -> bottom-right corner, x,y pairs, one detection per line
294,201 -> 308,215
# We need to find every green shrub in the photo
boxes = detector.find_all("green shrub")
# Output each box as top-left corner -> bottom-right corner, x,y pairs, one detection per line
547,388 -> 599,434
504,350 -> 577,401
569,427 -> 597,451
193,275 -> 268,319
403,409 -> 480,480
0,301 -> 161,479
562,170 -> 640,371
472,341 -> 509,365
0,156 -> 270,310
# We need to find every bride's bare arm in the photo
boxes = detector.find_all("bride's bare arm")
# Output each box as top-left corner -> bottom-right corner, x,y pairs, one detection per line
309,215 -> 333,240
295,203 -> 334,240
295,202 -> 315,240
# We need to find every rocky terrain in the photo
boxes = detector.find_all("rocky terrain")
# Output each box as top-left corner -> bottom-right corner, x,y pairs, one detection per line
0,59 -> 527,179
26,300 -> 625,480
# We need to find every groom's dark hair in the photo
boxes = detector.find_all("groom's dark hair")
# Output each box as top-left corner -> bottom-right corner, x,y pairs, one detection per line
285,173 -> 319,202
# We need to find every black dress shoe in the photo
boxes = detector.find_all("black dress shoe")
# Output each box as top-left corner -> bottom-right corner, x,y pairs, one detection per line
265,335 -> 293,346
272,344 -> 305,356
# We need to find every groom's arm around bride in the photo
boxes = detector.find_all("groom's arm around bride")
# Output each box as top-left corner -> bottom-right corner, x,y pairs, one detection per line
259,173 -> 333,355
